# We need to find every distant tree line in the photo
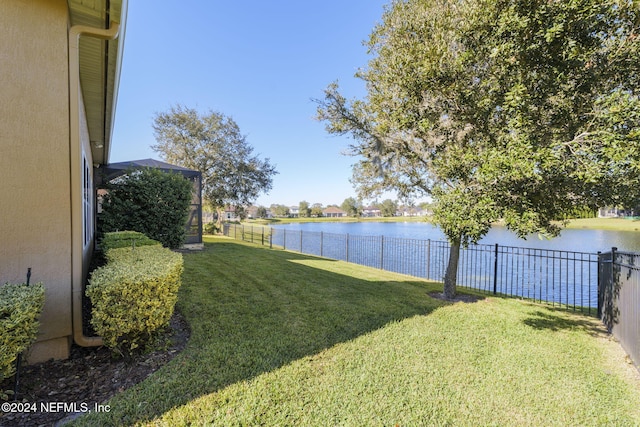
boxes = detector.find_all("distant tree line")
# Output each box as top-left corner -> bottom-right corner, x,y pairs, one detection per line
245,198 -> 434,219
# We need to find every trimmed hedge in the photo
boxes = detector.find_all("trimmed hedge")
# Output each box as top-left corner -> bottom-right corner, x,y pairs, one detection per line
98,167 -> 193,248
100,230 -> 161,251
87,243 -> 183,354
0,282 -> 45,380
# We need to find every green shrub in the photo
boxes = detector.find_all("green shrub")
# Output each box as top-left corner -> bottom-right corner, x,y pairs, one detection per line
86,245 -> 183,355
203,222 -> 218,235
0,282 -> 45,380
99,168 -> 193,248
100,231 -> 161,251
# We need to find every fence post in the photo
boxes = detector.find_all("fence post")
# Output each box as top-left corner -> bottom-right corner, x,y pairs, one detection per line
269,230 -> 272,249
427,239 -> 431,280
320,231 -> 324,257
380,235 -> 384,269
283,229 -> 287,250
346,233 -> 349,262
493,243 -> 499,295
611,247 -> 618,313
300,230 -> 303,253
606,247 -> 618,326
597,251 -> 602,318
261,226 -> 265,246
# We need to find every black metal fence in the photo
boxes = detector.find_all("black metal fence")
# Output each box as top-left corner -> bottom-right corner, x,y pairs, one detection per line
223,224 -> 600,315
599,248 -> 640,368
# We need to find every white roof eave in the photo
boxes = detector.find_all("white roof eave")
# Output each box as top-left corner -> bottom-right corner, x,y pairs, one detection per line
68,0 -> 128,165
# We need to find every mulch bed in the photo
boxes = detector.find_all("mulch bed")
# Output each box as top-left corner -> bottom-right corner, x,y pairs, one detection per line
428,291 -> 483,303
0,311 -> 189,427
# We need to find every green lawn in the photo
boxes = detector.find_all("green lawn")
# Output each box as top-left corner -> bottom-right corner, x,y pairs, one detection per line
72,236 -> 640,426
566,217 -> 640,232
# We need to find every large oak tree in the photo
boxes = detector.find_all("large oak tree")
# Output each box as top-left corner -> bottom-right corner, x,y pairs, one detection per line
152,105 -> 278,229
317,0 -> 640,298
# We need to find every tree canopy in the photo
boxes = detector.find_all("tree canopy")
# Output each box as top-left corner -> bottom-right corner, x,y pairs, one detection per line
152,105 -> 278,228
270,204 -> 290,218
311,203 -> 324,217
341,197 -> 362,217
317,0 -> 640,298
299,200 -> 311,218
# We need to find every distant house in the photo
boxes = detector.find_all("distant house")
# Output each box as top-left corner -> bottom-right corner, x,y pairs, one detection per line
362,206 -> 382,217
397,206 -> 431,217
246,206 -> 258,219
224,206 -> 241,222
0,0 -> 127,362
397,207 -> 419,217
289,206 -> 300,218
598,207 -> 634,218
323,206 -> 348,218
245,205 -> 272,219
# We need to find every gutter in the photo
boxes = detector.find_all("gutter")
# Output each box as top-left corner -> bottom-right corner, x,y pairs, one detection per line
68,22 -> 120,347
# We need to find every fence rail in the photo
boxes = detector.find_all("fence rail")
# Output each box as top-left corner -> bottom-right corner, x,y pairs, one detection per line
223,224 -> 599,315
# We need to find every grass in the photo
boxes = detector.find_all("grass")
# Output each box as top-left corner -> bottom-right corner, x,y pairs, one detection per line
566,217 -> 640,232
72,236 -> 640,426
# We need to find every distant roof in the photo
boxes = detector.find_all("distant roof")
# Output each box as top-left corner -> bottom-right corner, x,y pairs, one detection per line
323,206 -> 347,214
99,158 -> 201,183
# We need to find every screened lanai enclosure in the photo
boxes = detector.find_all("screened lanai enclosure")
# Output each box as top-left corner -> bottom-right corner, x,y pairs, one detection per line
97,158 -> 202,244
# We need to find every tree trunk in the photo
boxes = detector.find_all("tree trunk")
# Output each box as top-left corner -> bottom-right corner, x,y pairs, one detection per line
215,207 -> 224,234
443,239 -> 461,299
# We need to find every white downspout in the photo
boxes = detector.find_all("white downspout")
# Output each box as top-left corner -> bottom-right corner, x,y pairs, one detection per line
69,22 -> 120,347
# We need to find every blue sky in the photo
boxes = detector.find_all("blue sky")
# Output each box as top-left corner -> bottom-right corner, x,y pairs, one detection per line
111,0 -> 391,207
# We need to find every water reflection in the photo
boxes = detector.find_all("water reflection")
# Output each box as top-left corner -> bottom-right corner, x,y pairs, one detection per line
276,222 -> 640,253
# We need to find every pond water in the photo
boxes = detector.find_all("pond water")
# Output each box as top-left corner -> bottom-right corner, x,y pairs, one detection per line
274,221 -> 640,253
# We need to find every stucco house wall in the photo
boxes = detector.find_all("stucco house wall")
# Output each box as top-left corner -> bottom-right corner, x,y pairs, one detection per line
0,0 -> 74,362
0,0 -> 125,363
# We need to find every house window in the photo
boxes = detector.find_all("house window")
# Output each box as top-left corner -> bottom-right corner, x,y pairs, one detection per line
82,155 -> 93,248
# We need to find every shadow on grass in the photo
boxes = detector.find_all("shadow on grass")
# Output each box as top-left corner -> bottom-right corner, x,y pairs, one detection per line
77,238 -> 447,425
522,309 -> 605,335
